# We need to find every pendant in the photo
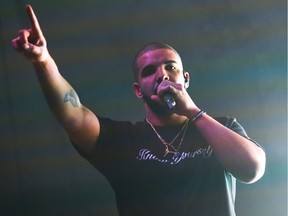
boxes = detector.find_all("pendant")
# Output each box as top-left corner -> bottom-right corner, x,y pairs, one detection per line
164,145 -> 175,157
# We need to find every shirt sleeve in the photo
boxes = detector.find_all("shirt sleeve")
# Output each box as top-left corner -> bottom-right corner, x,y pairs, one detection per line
85,116 -> 134,178
216,116 -> 262,148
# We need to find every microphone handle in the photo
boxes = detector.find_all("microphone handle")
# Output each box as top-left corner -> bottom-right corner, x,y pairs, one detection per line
163,93 -> 176,110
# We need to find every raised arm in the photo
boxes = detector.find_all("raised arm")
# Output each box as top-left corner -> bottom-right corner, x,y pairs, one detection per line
11,5 -> 100,157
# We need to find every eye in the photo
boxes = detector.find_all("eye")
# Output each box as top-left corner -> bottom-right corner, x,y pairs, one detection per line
141,65 -> 156,77
165,64 -> 177,72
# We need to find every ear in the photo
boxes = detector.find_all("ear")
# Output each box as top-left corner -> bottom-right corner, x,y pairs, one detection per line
183,72 -> 190,88
133,82 -> 143,99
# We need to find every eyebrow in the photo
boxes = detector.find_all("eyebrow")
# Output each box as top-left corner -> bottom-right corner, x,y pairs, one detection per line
141,60 -> 178,72
164,60 -> 177,64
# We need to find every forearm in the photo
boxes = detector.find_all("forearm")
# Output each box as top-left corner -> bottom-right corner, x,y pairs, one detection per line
33,55 -> 82,128
32,55 -> 100,156
193,113 -> 266,183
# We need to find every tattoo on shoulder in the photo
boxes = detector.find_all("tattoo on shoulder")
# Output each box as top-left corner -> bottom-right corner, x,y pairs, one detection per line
64,90 -> 80,108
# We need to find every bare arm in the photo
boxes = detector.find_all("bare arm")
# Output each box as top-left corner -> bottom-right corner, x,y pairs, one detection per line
174,86 -> 266,183
11,5 -> 99,156
158,75 -> 266,183
193,112 -> 266,184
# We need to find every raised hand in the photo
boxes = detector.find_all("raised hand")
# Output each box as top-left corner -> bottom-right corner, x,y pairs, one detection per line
11,5 -> 49,62
11,4 -> 101,162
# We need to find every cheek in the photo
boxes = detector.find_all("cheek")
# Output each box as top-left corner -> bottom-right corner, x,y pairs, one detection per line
139,80 -> 154,95
174,75 -> 186,85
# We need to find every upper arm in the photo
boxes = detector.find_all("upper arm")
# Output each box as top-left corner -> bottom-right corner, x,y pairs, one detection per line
64,105 -> 100,157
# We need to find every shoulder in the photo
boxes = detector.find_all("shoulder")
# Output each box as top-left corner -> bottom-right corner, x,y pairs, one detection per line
98,116 -> 133,128
97,116 -> 146,135
214,116 -> 256,143
214,116 -> 237,127
214,116 -> 249,135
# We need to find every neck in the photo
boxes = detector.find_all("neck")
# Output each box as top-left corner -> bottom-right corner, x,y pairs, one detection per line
145,104 -> 188,126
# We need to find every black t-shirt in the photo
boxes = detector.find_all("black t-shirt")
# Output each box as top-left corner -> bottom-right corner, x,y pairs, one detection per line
78,116 -> 255,216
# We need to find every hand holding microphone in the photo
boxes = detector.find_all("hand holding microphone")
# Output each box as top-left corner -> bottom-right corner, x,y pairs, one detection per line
159,72 -> 189,110
160,75 -> 176,110
162,93 -> 176,110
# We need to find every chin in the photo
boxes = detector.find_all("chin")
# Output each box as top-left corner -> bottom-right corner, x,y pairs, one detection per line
143,95 -> 173,117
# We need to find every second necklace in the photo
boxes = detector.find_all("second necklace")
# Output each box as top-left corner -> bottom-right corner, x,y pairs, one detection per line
146,118 -> 190,157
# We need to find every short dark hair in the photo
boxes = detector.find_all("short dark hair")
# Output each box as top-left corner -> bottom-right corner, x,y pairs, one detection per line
132,42 -> 179,81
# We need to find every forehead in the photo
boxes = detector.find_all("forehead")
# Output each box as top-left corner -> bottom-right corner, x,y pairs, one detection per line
136,48 -> 183,71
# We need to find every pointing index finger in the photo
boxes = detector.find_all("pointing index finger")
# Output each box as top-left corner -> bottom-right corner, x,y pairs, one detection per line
26,4 -> 43,36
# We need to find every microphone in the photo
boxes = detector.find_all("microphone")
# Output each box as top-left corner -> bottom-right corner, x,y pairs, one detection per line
163,93 -> 176,110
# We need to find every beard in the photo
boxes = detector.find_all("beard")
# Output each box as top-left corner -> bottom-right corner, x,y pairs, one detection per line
142,93 -> 173,117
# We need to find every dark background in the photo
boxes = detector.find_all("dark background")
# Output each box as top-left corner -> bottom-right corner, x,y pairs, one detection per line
0,0 -> 286,215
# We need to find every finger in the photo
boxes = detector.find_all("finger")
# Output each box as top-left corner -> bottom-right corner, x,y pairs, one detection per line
157,81 -> 173,95
26,4 -> 43,37
18,29 -> 30,44
11,38 -> 22,52
11,29 -> 30,52
151,95 -> 162,103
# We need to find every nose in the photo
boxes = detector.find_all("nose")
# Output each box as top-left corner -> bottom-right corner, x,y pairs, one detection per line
156,67 -> 169,83
163,75 -> 169,81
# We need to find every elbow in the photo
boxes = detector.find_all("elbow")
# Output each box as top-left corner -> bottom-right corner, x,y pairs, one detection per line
239,164 -> 266,184
238,150 -> 266,184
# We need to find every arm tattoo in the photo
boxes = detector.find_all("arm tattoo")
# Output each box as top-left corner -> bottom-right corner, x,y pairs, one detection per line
64,90 -> 80,108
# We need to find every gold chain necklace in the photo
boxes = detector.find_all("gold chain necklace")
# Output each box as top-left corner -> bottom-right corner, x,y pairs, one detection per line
146,118 -> 189,157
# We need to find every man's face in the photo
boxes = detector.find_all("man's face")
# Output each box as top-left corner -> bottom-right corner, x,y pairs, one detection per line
134,48 -> 185,114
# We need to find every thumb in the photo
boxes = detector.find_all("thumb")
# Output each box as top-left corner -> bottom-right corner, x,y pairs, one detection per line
23,42 -> 41,55
23,43 -> 31,50
22,42 -> 45,62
